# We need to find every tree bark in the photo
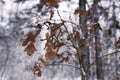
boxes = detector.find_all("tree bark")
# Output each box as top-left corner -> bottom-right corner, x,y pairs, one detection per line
94,24 -> 104,80
79,0 -> 90,80
112,2 -> 118,80
93,0 -> 104,80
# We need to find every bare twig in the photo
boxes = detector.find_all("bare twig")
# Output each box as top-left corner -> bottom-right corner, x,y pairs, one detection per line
86,50 -> 120,77
40,63 -> 80,70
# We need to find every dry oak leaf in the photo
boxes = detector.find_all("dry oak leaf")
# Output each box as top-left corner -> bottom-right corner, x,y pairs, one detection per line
74,8 -> 88,18
45,0 -> 61,7
45,47 -> 58,62
32,64 -> 41,77
75,32 -> 81,42
50,10 -> 54,20
117,37 -> 120,48
117,37 -> 120,44
24,43 -> 37,56
22,32 -> 36,46
89,23 -> 102,34
21,31 -> 24,35
38,57 -> 47,65
55,43 -> 64,48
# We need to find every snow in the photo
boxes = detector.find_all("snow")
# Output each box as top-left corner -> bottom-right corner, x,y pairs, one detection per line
0,0 -> 81,80
0,0 -> 120,80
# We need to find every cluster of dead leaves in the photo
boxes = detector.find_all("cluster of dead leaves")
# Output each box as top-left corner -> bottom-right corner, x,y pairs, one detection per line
42,28 -> 75,64
22,24 -> 42,56
43,22 -> 68,63
46,21 -> 64,37
44,33 -> 64,63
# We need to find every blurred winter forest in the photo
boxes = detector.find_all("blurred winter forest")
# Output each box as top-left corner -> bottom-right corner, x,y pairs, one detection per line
0,0 -> 120,80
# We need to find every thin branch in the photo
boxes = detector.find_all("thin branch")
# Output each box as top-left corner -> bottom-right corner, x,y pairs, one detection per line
86,50 -> 120,76
40,63 -> 80,70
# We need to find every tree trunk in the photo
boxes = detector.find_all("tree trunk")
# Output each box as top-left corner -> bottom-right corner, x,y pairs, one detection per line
112,2 -> 118,80
93,0 -> 104,80
79,0 -> 90,80
94,24 -> 103,80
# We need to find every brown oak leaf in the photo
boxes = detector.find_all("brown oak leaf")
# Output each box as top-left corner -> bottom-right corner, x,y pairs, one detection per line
74,8 -> 88,18
32,64 -> 41,77
22,32 -> 35,46
24,43 -> 37,56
